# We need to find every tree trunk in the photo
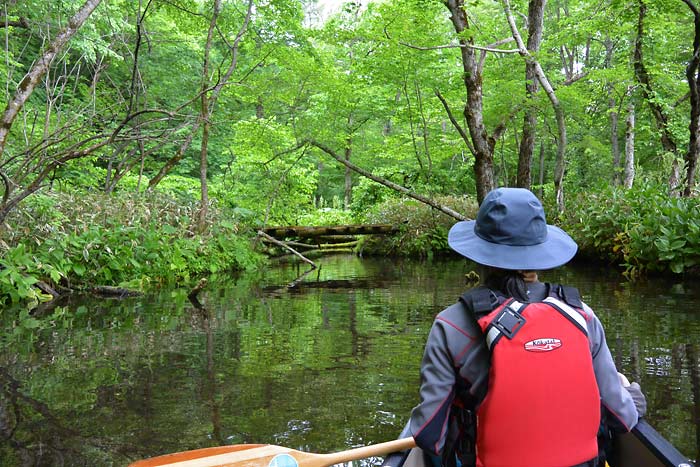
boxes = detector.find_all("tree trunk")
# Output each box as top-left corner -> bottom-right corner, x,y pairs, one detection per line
502,0 -> 567,212
344,136 -> 352,209
623,104 -> 635,189
553,106 -> 567,212
262,224 -> 397,238
610,95 -> 621,185
603,37 -> 622,186
148,0 -> 253,191
256,96 -> 265,119
633,0 -> 681,193
517,0 -> 545,189
416,81 -> 433,181
147,123 -> 200,189
197,0 -> 222,233
443,0 -> 495,204
537,142 -> 545,198
404,77 -> 427,180
682,0 -> 700,197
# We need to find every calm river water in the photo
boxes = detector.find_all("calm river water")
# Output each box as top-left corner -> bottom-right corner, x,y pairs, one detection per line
1,255 -> 698,466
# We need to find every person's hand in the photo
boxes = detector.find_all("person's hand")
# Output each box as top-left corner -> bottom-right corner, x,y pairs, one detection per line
618,372 -> 647,417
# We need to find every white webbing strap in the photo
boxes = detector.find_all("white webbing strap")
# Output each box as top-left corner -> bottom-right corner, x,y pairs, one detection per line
543,296 -> 588,334
485,326 -> 501,350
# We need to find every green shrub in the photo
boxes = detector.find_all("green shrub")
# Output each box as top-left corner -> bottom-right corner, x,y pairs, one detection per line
562,184 -> 700,276
0,190 -> 263,306
360,195 -> 478,257
296,207 -> 356,226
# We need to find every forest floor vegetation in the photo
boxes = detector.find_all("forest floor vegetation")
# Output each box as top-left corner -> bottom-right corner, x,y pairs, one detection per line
0,190 -> 264,307
360,185 -> 700,279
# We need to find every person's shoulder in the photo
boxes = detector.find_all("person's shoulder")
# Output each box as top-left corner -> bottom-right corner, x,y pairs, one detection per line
580,301 -> 600,321
434,295 -> 483,336
436,300 -> 467,320
458,286 -> 499,313
546,282 -> 585,307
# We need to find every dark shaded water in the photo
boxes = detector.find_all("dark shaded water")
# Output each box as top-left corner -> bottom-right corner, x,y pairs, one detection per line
1,255 -> 698,466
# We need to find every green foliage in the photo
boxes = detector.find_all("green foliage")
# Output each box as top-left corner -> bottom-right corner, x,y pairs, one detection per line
54,157 -> 109,191
563,184 -> 700,277
0,244 -> 53,306
0,191 -> 264,306
349,170 -> 404,218
222,118 -> 319,224
361,195 -> 478,257
296,206 -> 356,226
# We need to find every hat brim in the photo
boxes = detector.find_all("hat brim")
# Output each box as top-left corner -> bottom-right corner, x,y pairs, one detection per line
447,220 -> 578,270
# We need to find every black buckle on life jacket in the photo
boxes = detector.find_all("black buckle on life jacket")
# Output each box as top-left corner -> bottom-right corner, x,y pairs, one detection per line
492,304 -> 526,339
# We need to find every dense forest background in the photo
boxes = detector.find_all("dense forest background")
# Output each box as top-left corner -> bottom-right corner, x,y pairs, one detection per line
2,0 -> 700,307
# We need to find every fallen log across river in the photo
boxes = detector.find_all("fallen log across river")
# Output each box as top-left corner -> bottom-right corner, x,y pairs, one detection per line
260,224 -> 398,239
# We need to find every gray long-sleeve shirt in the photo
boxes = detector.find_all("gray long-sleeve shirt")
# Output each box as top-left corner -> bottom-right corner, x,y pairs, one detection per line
408,283 -> 640,458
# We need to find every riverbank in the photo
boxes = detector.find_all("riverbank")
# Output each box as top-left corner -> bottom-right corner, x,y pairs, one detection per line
0,191 -> 264,308
2,185 -> 699,308
360,185 -> 700,279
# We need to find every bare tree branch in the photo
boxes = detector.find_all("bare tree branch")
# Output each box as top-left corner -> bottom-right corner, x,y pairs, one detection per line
0,169 -> 11,206
0,0 -> 103,160
383,23 -> 517,55
399,40 -> 518,54
434,89 -> 475,156
257,230 -> 317,269
479,37 -> 515,73
304,139 -> 466,221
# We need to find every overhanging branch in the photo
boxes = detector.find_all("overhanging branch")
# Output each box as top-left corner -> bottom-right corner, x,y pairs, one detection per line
303,139 -> 466,221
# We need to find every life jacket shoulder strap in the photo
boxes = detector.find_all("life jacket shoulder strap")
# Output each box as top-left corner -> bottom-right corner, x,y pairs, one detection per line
458,286 -> 501,317
542,297 -> 589,336
551,283 -> 584,309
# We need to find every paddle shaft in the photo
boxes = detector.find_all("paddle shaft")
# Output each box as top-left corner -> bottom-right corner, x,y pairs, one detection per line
308,437 -> 417,467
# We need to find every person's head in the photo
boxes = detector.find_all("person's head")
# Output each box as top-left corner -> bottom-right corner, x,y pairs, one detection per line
447,187 -> 577,299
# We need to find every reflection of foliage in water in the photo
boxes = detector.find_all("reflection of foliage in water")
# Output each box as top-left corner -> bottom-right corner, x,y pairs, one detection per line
0,256 -> 698,465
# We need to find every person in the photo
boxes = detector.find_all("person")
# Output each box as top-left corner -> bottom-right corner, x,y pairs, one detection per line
390,187 -> 646,467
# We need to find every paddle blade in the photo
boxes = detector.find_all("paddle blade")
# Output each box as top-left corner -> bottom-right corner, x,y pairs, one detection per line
128,444 -> 268,467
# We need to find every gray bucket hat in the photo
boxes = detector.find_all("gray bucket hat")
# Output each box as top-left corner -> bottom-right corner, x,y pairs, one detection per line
447,187 -> 578,270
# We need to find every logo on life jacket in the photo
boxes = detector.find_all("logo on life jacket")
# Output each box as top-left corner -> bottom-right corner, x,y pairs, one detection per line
524,338 -> 562,352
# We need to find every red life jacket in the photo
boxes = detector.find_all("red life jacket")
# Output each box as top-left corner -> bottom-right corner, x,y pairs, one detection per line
475,297 -> 600,467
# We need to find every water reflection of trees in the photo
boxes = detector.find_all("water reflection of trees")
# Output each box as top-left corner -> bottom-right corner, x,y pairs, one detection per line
688,344 -> 700,463
2,259 -> 699,465
0,367 -> 114,465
